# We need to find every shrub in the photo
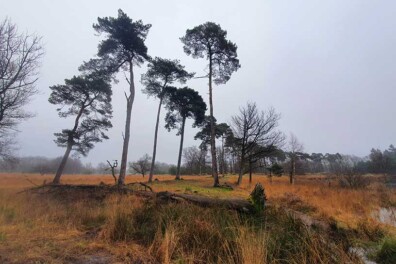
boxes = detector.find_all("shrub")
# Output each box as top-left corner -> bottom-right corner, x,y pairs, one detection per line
338,169 -> 370,189
249,183 -> 267,212
376,237 -> 396,264
269,163 -> 284,176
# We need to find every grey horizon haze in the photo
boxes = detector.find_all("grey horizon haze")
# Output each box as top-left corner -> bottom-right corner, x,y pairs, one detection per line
1,0 -> 395,165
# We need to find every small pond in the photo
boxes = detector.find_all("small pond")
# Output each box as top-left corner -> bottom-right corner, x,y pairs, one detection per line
372,207 -> 396,227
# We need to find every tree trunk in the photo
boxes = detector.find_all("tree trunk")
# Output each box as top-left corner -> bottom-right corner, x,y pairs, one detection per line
52,142 -> 73,184
231,154 -> 235,174
175,117 -> 186,180
52,102 -> 86,184
148,97 -> 163,183
156,191 -> 255,213
290,157 -> 295,184
209,56 -> 219,187
237,147 -> 245,185
118,62 -> 135,186
201,153 -> 206,175
249,161 -> 252,184
221,137 -> 225,177
237,156 -> 244,185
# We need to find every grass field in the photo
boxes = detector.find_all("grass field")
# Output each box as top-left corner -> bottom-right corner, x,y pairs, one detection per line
0,173 -> 395,263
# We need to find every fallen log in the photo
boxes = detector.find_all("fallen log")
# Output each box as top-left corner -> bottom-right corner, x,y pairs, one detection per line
155,191 -> 255,213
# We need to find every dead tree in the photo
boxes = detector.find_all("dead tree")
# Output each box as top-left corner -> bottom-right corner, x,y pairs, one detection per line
287,133 -> 304,184
0,18 -> 43,158
106,160 -> 118,183
129,154 -> 151,178
230,102 -> 284,185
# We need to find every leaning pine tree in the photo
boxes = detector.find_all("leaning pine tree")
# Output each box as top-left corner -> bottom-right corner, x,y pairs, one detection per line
84,9 -> 151,185
141,57 -> 194,183
181,22 -> 240,186
164,87 -> 206,180
49,74 -> 112,184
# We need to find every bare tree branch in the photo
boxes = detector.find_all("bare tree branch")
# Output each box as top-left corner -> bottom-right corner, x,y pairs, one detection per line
0,18 -> 43,135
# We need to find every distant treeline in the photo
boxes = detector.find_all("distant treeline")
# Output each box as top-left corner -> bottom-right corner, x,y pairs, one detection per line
0,156 -> 173,175
178,144 -> 396,176
283,145 -> 396,175
1,144 -> 394,177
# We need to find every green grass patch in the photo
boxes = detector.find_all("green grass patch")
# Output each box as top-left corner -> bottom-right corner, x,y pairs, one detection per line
0,205 -> 16,222
155,180 -> 234,198
0,232 -> 6,242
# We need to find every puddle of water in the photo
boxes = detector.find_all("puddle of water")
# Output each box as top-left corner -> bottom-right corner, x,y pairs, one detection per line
372,207 -> 396,227
349,247 -> 377,264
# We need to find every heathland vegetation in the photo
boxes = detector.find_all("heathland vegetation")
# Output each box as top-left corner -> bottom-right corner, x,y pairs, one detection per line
0,9 -> 396,264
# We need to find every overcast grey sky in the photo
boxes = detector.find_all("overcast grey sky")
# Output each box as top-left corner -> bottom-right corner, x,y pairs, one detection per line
1,0 -> 395,164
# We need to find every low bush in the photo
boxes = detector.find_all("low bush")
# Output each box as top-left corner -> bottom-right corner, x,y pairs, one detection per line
375,237 -> 396,264
338,170 -> 370,189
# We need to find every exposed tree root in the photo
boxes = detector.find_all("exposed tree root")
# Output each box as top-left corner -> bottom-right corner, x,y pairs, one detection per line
126,182 -> 153,192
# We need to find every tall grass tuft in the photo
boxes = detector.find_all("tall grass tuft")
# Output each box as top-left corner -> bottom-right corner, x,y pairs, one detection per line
105,200 -> 354,263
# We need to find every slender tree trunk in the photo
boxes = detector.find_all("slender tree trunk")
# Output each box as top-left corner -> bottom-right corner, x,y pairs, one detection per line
237,155 -> 244,185
237,145 -> 246,185
208,56 -> 219,186
52,102 -> 86,184
237,167 -> 243,185
118,62 -> 135,185
292,158 -> 296,183
148,97 -> 163,183
249,161 -> 252,184
203,154 -> 206,175
52,143 -> 73,184
221,137 -> 226,177
290,157 -> 295,184
231,154 -> 235,174
175,117 -> 186,180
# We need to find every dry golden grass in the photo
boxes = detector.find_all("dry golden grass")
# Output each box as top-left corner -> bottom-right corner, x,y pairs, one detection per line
0,186 -> 154,263
0,172 -> 395,263
1,172 -> 395,227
